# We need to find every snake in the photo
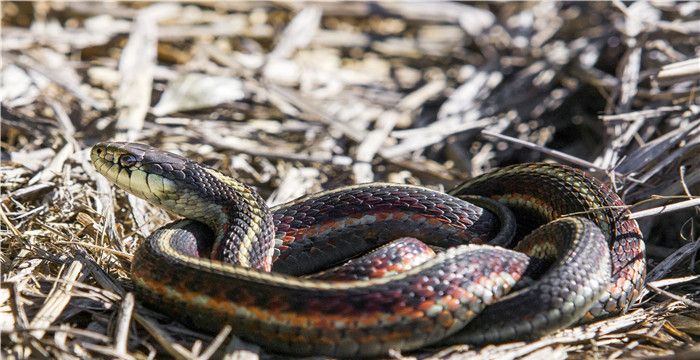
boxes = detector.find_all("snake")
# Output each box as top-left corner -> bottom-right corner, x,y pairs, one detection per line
90,141 -> 645,357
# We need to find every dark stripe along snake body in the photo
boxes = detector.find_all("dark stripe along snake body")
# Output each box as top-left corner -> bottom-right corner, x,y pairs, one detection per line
91,142 -> 645,357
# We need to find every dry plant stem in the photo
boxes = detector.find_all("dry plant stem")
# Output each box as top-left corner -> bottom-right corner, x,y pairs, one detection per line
617,117 -> 700,176
599,106 -> 686,122
54,241 -> 133,260
74,253 -> 189,359
480,130 -> 606,172
197,325 -> 232,360
646,284 -> 700,310
0,206 -> 22,236
115,4 -> 175,141
265,83 -> 366,142
646,237 -> 700,282
435,301 -> 681,360
647,275 -> 700,288
28,260 -> 85,340
114,292 -> 135,356
133,311 -> 193,360
627,198 -> 700,219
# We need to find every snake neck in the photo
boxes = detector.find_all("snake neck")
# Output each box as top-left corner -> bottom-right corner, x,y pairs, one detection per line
92,141 -> 277,271
190,168 -> 275,271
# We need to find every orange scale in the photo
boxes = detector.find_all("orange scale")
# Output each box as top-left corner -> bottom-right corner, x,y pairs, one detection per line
141,277 -> 166,293
630,288 -> 640,299
358,316 -> 381,327
382,330 -> 413,342
386,264 -> 401,272
173,280 -> 190,294
410,310 -> 424,319
388,315 -> 402,325
418,300 -> 436,312
427,217 -> 447,225
288,314 -> 310,328
184,290 -> 207,305
375,212 -> 390,221
370,269 -> 386,278
409,214 -> 424,221
605,301 -> 618,313
445,297 -> 461,311
437,311 -> 454,328
448,286 -> 469,299
319,222 -> 334,232
210,297 -> 239,316
248,306 -> 272,322
282,236 -> 295,243
395,306 -> 419,317
306,316 -> 328,328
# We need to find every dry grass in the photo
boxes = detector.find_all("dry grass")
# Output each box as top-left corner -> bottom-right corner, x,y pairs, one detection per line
2,2 -> 699,359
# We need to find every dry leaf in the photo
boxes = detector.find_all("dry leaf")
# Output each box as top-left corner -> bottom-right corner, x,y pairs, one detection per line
151,73 -> 246,116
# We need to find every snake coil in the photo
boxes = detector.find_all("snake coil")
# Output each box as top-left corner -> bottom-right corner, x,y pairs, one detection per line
92,142 -> 645,357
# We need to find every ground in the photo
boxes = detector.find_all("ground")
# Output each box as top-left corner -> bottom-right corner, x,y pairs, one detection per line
1,2 -> 699,359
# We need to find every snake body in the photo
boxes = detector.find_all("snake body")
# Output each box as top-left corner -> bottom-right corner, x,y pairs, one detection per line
91,142 -> 645,357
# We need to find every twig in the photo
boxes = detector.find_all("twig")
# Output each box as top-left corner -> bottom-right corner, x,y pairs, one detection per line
197,325 -> 232,360
480,130 -> 607,172
114,293 -> 135,356
29,260 -> 85,340
646,283 -> 700,310
646,236 -> 700,282
0,206 -> 22,237
627,198 -> 700,220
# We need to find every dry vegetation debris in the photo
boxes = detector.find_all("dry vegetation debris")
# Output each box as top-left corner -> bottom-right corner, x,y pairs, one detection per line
1,1 -> 699,359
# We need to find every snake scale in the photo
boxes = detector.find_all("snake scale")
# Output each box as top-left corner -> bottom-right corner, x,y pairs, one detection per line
91,142 -> 645,357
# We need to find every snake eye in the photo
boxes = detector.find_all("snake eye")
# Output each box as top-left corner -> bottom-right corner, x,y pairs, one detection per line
119,154 -> 137,167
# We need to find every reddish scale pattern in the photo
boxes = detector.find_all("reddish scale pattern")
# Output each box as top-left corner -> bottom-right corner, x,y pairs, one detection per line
270,185 -> 500,276
97,142 -> 644,357
310,238 -> 436,281
132,220 -> 530,356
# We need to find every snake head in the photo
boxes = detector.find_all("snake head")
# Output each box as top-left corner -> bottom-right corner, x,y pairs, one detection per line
90,142 -> 214,215
91,141 -> 275,268
91,141 -> 266,229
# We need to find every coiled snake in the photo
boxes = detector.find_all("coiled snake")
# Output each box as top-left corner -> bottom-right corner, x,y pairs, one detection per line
91,142 -> 645,357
